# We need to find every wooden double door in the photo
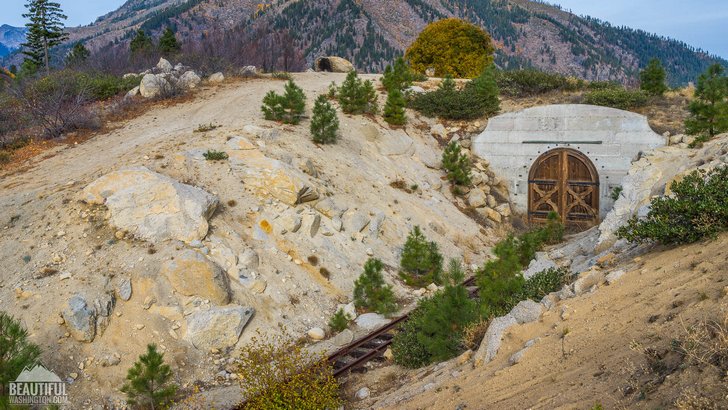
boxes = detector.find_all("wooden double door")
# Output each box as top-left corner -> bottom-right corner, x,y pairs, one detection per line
528,148 -> 600,228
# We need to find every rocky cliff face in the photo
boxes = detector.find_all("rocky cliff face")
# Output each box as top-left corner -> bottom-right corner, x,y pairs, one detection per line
65,0 -> 726,85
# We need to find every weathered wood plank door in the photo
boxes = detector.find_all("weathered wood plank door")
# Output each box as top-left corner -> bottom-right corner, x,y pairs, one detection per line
528,148 -> 599,228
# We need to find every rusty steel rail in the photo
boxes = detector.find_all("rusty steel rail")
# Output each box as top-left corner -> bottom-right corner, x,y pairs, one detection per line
327,275 -> 478,377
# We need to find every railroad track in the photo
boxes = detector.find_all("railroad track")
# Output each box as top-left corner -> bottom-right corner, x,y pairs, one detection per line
327,275 -> 479,377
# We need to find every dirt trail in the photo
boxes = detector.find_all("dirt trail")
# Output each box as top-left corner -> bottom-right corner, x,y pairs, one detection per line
358,235 -> 728,409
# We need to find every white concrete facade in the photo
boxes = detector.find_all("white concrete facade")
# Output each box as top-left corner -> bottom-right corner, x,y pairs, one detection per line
473,104 -> 666,218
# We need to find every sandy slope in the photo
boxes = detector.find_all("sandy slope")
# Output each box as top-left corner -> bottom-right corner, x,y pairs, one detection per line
354,235 -> 728,409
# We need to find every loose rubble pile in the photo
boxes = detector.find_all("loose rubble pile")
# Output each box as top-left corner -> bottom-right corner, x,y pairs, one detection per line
125,57 -> 227,99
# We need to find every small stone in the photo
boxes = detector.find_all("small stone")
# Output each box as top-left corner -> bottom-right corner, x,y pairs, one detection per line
69,372 -> 78,380
56,231 -> 66,237
355,387 -> 370,400
456,349 -> 473,365
383,348 -> 394,361
605,269 -> 626,284
366,248 -> 374,256
118,279 -> 132,301
142,296 -> 156,310
135,324 -> 145,330
115,231 -> 125,240
307,327 -> 325,340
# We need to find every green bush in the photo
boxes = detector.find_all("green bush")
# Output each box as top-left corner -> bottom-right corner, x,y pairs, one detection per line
392,260 -> 478,368
383,88 -> 407,126
203,149 -> 228,161
405,18 -> 494,79
410,66 -> 499,120
0,312 -> 41,407
391,310 -> 431,368
310,94 -> 339,144
477,215 -> 564,317
496,69 -> 580,97
399,226 -> 443,287
617,166 -> 728,244
121,344 -> 177,409
0,151 -> 10,165
261,79 -> 306,124
82,73 -> 139,101
515,267 -> 569,302
583,88 -> 648,110
442,141 -> 471,187
237,332 -> 342,410
338,71 -> 378,115
328,308 -> 349,333
587,81 -> 622,91
353,258 -> 397,316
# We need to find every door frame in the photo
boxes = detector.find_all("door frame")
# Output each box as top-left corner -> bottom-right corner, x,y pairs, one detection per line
527,148 -> 600,227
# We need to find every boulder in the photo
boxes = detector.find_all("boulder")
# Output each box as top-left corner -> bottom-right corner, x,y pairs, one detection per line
606,269 -> 626,284
430,124 -> 447,138
522,252 -> 557,280
139,74 -> 169,98
467,188 -> 487,208
161,250 -> 231,305
355,387 -> 370,400
185,306 -> 254,350
314,198 -> 348,219
242,124 -> 279,140
495,203 -> 512,217
63,295 -> 96,342
480,207 -> 502,223
314,56 -> 354,73
179,71 -> 201,89
156,58 -> 173,73
572,267 -> 605,295
81,167 -> 218,243
239,66 -> 258,77
473,314 -> 517,367
126,86 -> 140,98
208,72 -> 225,83
509,300 -> 543,324
331,329 -> 354,346
355,313 -> 389,330
343,211 -> 370,233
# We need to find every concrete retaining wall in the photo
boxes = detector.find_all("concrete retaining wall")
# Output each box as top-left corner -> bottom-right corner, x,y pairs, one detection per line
473,104 -> 666,218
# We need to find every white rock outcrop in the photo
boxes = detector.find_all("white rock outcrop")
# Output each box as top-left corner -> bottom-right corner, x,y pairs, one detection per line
185,306 -> 254,350
81,167 -> 218,243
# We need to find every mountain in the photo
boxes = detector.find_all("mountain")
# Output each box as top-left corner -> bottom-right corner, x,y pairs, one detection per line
66,0 -> 727,85
0,24 -> 26,57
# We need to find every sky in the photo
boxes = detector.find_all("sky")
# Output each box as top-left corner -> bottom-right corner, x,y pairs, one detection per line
2,0 -> 728,59
553,0 -> 728,59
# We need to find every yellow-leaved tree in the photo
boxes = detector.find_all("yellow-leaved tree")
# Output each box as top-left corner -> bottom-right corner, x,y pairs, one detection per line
405,18 -> 494,79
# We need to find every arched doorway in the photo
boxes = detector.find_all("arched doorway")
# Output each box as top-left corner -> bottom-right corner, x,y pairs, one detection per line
528,148 -> 600,228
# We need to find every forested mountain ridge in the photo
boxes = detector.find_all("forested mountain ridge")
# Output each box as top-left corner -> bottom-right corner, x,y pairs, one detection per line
22,0 -> 728,85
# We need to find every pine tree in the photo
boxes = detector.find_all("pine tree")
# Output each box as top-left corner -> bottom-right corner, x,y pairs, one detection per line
121,344 -> 177,409
353,258 -> 397,316
310,94 -> 339,143
328,308 -> 349,333
0,312 -> 41,402
65,42 -> 90,66
381,56 -> 414,92
466,64 -> 500,116
685,64 -> 728,139
21,0 -> 68,76
400,226 -> 443,286
158,27 -> 180,54
640,58 -> 668,96
415,259 -> 477,362
338,71 -> 378,115
383,88 -> 407,126
130,29 -> 154,54
442,141 -> 471,187
261,79 -> 306,125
